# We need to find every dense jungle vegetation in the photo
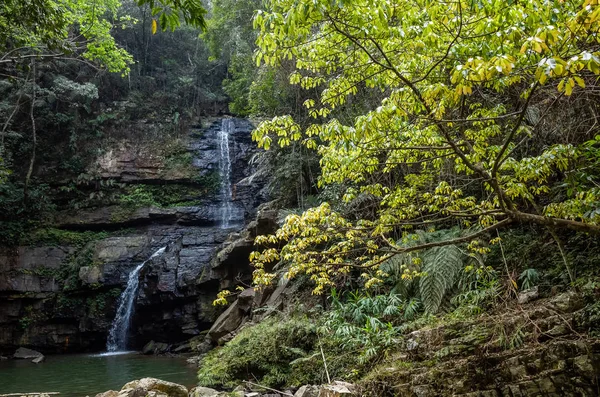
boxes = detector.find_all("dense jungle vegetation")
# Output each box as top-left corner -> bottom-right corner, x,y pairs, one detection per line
1,0 -> 600,394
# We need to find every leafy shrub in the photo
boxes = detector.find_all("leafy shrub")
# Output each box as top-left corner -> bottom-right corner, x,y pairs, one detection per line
198,315 -> 321,389
380,228 -> 486,314
24,228 -> 109,247
118,186 -> 158,208
323,291 -> 403,363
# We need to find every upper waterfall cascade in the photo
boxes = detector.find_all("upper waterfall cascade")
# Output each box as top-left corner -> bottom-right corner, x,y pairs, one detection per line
218,119 -> 234,228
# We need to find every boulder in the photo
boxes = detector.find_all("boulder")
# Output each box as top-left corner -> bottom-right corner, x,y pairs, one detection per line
95,391 -> 119,397
120,378 -> 188,397
31,355 -> 45,364
189,386 -> 220,397
172,342 -> 191,353
294,385 -> 320,397
551,291 -> 584,313
237,288 -> 256,312
207,300 -> 248,343
142,340 -> 170,355
319,381 -> 355,397
13,347 -> 44,359
79,265 -> 103,285
517,286 -> 539,304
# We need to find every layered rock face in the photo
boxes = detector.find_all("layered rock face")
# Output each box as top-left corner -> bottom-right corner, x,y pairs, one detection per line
0,118 -> 266,353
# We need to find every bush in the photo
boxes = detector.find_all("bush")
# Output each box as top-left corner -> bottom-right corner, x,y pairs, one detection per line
197,315 -> 321,389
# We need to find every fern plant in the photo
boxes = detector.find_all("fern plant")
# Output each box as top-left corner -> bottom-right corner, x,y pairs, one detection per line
380,228 -> 484,314
323,291 -> 403,363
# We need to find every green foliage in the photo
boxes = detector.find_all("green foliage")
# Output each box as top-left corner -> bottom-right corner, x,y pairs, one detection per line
139,0 -> 207,31
0,0 -> 133,72
117,183 -> 216,211
24,228 -> 109,247
451,268 -> 501,317
203,0 -> 260,115
198,315 -> 320,388
248,0 -> 600,297
576,277 -> 600,337
223,50 -> 255,115
518,268 -> 540,290
119,186 -> 159,209
323,291 -> 403,363
382,228 -> 474,313
0,182 -> 55,245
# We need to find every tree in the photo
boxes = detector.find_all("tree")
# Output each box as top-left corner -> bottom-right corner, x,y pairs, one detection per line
248,0 -> 600,293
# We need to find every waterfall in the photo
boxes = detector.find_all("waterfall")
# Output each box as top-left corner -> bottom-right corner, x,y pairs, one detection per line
106,246 -> 166,352
218,119 -> 234,228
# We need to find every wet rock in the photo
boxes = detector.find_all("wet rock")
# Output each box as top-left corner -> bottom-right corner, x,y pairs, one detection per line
0,118 -> 267,353
79,265 -> 103,285
573,354 -> 595,376
406,338 -> 419,351
237,288 -> 256,312
31,355 -> 45,364
186,355 -> 201,366
121,378 -> 188,397
319,381 -> 355,397
95,391 -> 119,397
551,291 -> 584,313
13,347 -> 44,359
172,342 -> 191,353
294,385 -> 320,397
207,300 -> 248,343
142,340 -> 170,355
189,387 -> 220,397
517,286 -> 539,304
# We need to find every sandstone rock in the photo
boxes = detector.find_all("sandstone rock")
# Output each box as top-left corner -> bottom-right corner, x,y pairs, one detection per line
142,340 -> 170,355
190,336 -> 213,354
551,291 -> 584,313
172,342 -> 191,353
517,286 -> 539,304
237,288 -> 256,312
319,381 -> 355,397
406,338 -> 419,351
95,391 -> 119,397
121,378 -> 187,397
189,386 -> 220,397
573,355 -> 595,376
186,356 -> 201,366
31,355 -> 45,363
79,265 -> 103,285
14,347 -> 44,359
294,385 -> 319,397
207,300 -> 248,342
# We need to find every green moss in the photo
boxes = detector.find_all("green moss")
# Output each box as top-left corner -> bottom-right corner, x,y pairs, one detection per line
197,315 -> 321,389
22,228 -> 109,247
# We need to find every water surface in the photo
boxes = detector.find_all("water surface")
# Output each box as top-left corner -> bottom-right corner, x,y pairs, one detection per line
0,352 -> 197,396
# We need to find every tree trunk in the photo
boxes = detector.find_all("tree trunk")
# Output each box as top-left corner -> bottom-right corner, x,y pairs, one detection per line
24,59 -> 36,205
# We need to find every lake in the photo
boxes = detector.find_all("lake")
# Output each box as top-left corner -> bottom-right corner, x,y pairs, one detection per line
0,352 -> 198,396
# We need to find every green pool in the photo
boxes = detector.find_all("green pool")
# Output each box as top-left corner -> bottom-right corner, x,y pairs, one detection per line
0,352 -> 198,396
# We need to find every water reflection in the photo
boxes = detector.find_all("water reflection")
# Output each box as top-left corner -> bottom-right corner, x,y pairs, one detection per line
0,352 -> 197,396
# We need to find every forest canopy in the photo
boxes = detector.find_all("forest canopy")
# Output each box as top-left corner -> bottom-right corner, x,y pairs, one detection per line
248,0 -> 600,293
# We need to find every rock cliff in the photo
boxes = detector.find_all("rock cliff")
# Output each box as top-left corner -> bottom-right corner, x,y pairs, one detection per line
0,118 -> 266,353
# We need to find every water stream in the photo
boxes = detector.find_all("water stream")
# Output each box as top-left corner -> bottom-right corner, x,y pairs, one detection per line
106,247 -> 166,352
218,118 -> 234,228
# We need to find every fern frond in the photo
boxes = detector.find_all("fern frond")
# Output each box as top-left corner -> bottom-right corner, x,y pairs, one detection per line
419,244 -> 464,313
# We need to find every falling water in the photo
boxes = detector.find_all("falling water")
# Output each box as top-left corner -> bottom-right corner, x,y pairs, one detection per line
106,247 -> 166,352
218,119 -> 234,228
